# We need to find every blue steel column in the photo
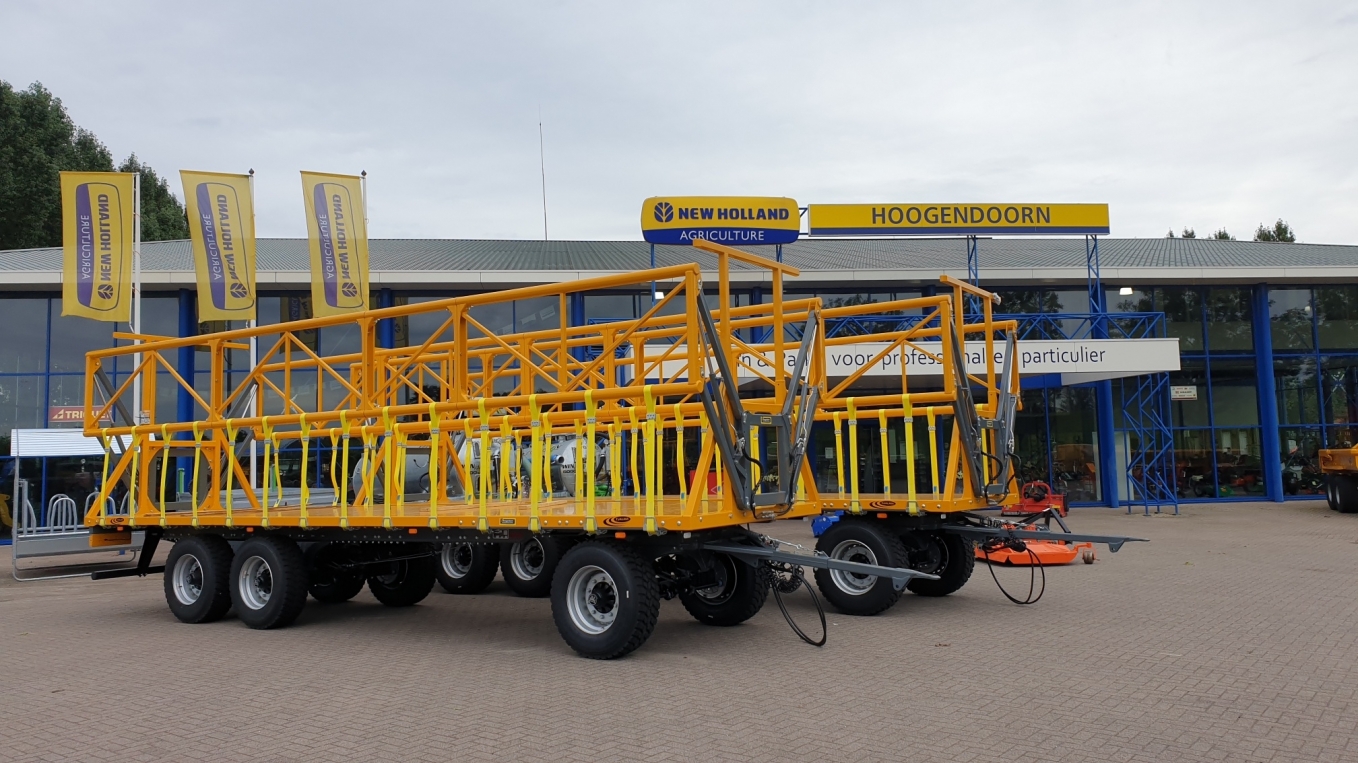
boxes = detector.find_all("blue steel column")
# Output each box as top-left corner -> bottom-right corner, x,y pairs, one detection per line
1252,284 -> 1283,501
175,289 -> 196,489
1088,236 -> 1119,507
377,288 -> 395,349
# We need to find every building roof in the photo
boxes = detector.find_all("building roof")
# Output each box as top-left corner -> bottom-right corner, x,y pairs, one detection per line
2,236 -> 1355,290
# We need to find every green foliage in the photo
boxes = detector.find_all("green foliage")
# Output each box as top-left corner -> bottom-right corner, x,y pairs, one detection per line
119,154 -> 188,241
1166,229 -> 1175,238
0,79 -> 186,250
1212,228 -> 1234,240
1181,228 -> 1196,239
1253,219 -> 1296,243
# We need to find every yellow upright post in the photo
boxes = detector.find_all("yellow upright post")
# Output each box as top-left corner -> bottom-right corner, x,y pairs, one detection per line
833,411 -> 845,499
477,398 -> 490,531
381,407 -> 394,529
529,394 -> 542,532
643,386 -> 656,534
428,403 -> 440,529
585,390 -> 597,533
878,409 -> 891,498
338,411 -> 350,528
903,394 -> 918,515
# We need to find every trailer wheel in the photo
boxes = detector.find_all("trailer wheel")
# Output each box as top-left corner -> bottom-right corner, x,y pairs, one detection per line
1336,475 -> 1358,514
163,535 -> 234,624
436,542 -> 499,594
813,519 -> 907,616
501,536 -> 568,598
1327,478 -> 1340,511
305,543 -> 366,604
551,541 -> 660,659
678,551 -> 770,626
230,536 -> 309,629
368,555 -> 437,607
903,531 -> 975,597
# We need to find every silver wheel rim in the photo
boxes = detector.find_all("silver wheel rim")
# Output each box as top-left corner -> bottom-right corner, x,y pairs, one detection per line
694,554 -> 736,604
510,538 -> 546,581
172,553 -> 204,606
829,540 -> 878,595
442,543 -> 473,579
237,556 -> 273,610
566,564 -> 618,635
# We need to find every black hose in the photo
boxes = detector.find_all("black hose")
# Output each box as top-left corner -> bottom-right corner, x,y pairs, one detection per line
769,564 -> 827,646
980,542 -> 1046,605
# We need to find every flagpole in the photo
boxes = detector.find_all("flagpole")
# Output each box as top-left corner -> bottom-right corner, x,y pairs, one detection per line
132,171 -> 143,426
248,169 -> 258,488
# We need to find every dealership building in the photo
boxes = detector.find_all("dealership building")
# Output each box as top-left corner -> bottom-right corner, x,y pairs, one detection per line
2,234 -> 1356,521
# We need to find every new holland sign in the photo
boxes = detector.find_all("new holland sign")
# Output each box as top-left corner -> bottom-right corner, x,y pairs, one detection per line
641,196 -> 799,245
807,203 -> 1110,236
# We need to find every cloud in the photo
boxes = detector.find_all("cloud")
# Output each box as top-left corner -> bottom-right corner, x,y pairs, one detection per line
3,0 -> 1354,243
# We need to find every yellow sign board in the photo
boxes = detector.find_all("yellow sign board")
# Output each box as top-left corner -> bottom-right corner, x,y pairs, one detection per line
182,170 -> 257,321
641,196 -> 799,245
60,172 -> 135,321
807,203 -> 1109,236
301,171 -> 370,317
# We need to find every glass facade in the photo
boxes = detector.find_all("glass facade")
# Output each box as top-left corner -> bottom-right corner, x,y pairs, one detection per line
1,280 -> 1351,526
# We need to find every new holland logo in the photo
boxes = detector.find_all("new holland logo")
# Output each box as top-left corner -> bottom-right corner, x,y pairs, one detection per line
653,201 -> 674,223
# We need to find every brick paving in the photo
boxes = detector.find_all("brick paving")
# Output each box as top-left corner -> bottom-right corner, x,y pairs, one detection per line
3,501 -> 1357,762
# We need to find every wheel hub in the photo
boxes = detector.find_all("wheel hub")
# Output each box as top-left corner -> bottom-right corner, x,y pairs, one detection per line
511,538 -> 546,580
172,553 -> 204,606
567,565 -> 618,634
442,543 -> 473,578
238,556 -> 273,610
828,540 -> 878,595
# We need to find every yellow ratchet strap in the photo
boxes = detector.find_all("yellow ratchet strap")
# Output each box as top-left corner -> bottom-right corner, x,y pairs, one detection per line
260,417 -> 274,527
927,406 -> 939,495
903,394 -> 918,515
339,411 -> 351,528
223,420 -> 237,527
847,398 -> 861,513
158,424 -> 170,526
328,419 -> 340,505
643,386 -> 656,534
542,410 -> 553,496
499,416 -> 513,499
190,423 -> 203,528
673,403 -> 686,504
628,406 -> 640,514
97,428 -> 112,526
609,421 -> 621,513
381,407 -> 394,529
529,395 -> 542,532
573,418 -> 584,514
428,403 -> 440,529
584,390 -> 597,533
462,416 -> 475,506
361,425 -> 378,513
299,412 -> 311,528
878,409 -> 891,498
477,398 -> 490,531
833,411 -> 845,498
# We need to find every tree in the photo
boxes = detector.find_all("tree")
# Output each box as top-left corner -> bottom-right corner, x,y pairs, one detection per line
1181,227 -> 1196,238
1254,218 -> 1296,243
0,79 -> 185,250
1212,228 -> 1234,240
119,154 -> 188,241
1166,229 -> 1175,238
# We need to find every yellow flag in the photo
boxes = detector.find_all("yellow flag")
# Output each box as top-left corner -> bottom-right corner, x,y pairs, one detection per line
181,170 -> 257,321
300,171 -> 370,317
61,172 -> 135,321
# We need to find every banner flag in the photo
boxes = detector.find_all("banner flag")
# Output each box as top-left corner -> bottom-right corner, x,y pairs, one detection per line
181,170 -> 257,321
300,171 -> 370,317
61,172 -> 135,321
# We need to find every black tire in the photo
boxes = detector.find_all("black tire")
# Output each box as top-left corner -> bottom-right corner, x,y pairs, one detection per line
500,536 -> 570,598
1327,478 -> 1340,511
163,535 -> 234,624
813,519 -> 908,616
677,551 -> 770,626
903,531 -> 975,597
367,555 -> 437,607
305,542 -> 367,603
436,542 -> 499,594
229,536 -> 309,629
550,541 -> 660,659
1337,475 -> 1358,514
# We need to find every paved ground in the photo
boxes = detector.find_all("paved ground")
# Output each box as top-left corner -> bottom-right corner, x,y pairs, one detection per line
3,501 -> 1357,762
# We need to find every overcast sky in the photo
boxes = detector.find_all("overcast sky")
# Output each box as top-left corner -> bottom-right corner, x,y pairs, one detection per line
4,1 -> 1357,243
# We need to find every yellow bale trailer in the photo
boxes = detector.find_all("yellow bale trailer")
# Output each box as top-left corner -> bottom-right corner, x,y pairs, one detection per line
81,240 -> 1139,657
